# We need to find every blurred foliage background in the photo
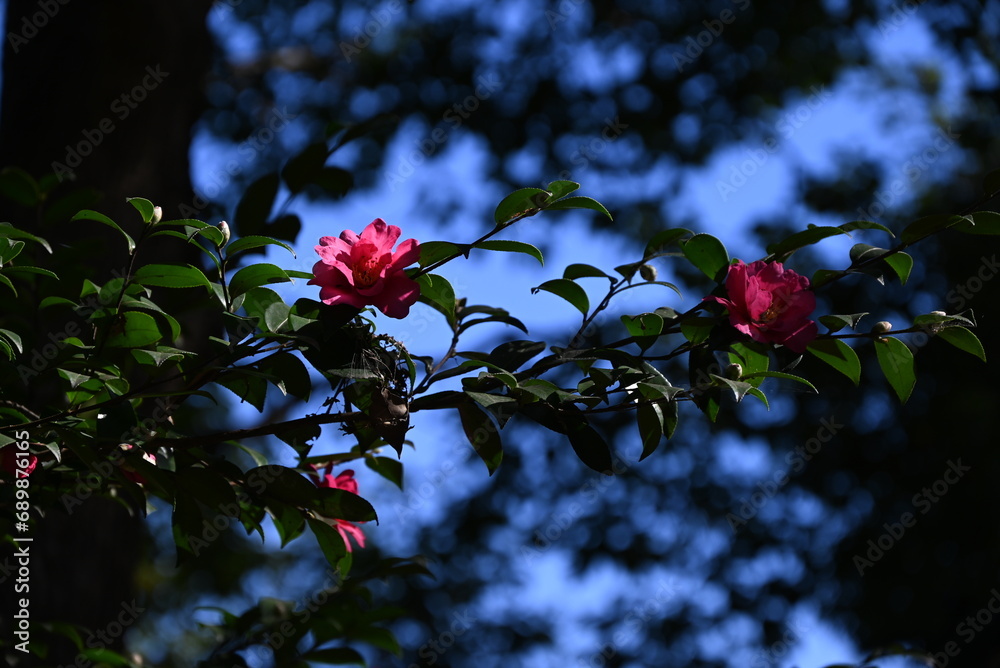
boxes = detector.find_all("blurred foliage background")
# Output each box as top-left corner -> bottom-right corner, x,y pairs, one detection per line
2,0 -> 1000,666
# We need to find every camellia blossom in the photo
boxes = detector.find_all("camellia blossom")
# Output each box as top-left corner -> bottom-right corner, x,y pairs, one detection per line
119,443 -> 157,485
1,447 -> 37,477
308,218 -> 421,319
308,463 -> 366,552
707,260 -> 818,353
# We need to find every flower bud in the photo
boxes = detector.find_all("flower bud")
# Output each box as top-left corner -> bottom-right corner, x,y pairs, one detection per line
639,264 -> 657,282
724,363 -> 743,380
151,205 -> 163,224
872,321 -> 892,335
217,220 -> 231,248
930,310 -> 946,317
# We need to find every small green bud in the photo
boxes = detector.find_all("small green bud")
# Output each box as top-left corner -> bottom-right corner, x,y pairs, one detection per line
151,206 -> 162,224
639,264 -> 657,282
872,321 -> 892,335
725,363 -> 743,380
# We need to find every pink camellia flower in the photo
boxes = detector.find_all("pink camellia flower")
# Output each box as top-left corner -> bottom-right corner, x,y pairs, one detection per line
707,260 -> 818,353
119,443 -> 157,485
308,218 -> 421,319
308,463 -> 366,552
1,447 -> 38,478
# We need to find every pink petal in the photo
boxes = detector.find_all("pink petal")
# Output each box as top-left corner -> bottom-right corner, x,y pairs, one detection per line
391,238 -> 420,269
335,520 -> 366,552
359,218 -> 401,253
371,272 -> 421,319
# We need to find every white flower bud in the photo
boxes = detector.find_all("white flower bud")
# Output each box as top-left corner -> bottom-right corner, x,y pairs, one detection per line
639,264 -> 658,282
218,220 -> 231,248
930,311 -> 946,317
151,206 -> 163,224
725,363 -> 743,380
872,321 -> 892,335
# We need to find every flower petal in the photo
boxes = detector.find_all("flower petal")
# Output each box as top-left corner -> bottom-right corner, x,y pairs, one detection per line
371,272 -> 421,319
359,218 -> 401,253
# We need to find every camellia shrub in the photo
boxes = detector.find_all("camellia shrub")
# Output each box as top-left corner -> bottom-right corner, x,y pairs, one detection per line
0,156 -> 998,666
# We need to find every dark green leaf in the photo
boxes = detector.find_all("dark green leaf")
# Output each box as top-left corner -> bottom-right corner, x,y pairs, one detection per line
620,313 -> 663,352
132,263 -> 212,290
741,370 -> 818,393
415,273 -> 456,324
936,326 -> 986,362
885,252 -> 913,285
226,235 -> 296,258
953,210 -> 1000,235
565,419 -> 613,474
126,197 -> 157,223
899,214 -> 971,244
418,241 -> 465,267
216,369 -> 269,411
681,234 -> 729,281
365,456 -> 404,490
644,228 -> 692,258
766,226 -> 849,258
242,286 -> 291,332
542,195 -> 613,220
258,352 -> 312,401
531,278 -> 589,315
874,337 -> 916,403
70,209 -> 136,253
488,339 -> 546,372
563,263 -> 612,280
229,263 -> 292,298
281,141 -> 330,193
456,402 -> 503,475
104,311 -> 162,348
0,222 -> 52,253
494,188 -> 550,226
839,220 -> 895,235
636,401 -> 666,461
807,339 -> 861,385
474,239 -> 544,266
819,313 -> 868,333
544,180 -> 581,200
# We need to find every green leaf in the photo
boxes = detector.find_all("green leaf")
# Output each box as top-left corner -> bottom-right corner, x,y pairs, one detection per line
418,241 -> 465,267
741,370 -> 818,393
281,141 -> 330,193
746,387 -> 769,410
132,263 -> 212,290
565,419 -> 613,474
899,214 -> 971,244
242,286 -> 291,332
874,337 -> 916,403
258,352 -> 312,401
542,195 -> 613,220
365,456 -> 404,490
126,197 -> 157,223
953,210 -> 1000,235
711,375 -> 754,402
544,180 -> 580,200
839,220 -> 895,236
415,273 -> 456,324
936,326 -> 986,362
226,235 -> 296,258
308,514 -> 351,568
644,228 -> 692,258
819,313 -> 868,333
807,339 -> 861,385
531,278 -> 589,315
2,265 -> 59,280
0,238 -> 25,263
473,239 -> 544,266
680,316 -> 716,344
0,222 -> 52,253
456,402 -> 503,475
229,263 -> 292,298
71,209 -> 136,253
563,263 -> 612,280
131,347 -> 190,367
766,226 -> 849,258
104,311 -> 162,348
620,313 -> 663,352
494,188 -> 550,226
216,369 -> 269,412
681,234 -> 729,281
884,252 -> 913,285
488,339 -> 546,372
636,401 -> 667,461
